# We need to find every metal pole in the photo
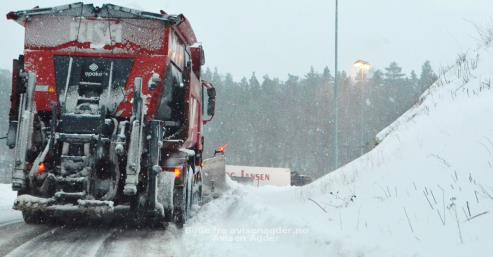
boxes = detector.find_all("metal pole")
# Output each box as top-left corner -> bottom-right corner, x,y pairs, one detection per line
334,0 -> 339,169
360,81 -> 364,155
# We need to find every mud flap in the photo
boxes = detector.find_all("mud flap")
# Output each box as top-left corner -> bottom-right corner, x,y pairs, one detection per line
157,171 -> 175,219
202,155 -> 227,201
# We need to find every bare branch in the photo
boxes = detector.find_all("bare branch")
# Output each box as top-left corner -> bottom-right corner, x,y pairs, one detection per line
467,211 -> 489,222
308,198 -> 328,213
404,207 -> 414,233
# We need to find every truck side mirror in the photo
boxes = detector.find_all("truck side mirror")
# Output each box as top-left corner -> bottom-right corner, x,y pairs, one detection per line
202,81 -> 216,125
207,88 -> 216,117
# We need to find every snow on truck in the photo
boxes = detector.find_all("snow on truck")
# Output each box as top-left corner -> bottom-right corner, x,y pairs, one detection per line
5,3 -> 225,226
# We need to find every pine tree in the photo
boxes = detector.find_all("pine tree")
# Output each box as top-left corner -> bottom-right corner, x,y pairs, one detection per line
408,70 -> 420,99
384,62 -> 405,81
322,66 -> 333,82
248,72 -> 260,90
202,67 -> 213,81
372,70 -> 384,85
211,67 -> 222,85
419,60 -> 438,92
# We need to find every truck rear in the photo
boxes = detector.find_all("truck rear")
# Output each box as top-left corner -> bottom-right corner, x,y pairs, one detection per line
6,3 -> 219,226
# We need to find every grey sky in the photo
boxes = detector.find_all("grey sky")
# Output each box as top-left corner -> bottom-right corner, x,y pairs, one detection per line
1,0 -> 492,80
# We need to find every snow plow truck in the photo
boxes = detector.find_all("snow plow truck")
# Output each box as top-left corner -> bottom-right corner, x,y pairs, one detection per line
5,3 -> 225,226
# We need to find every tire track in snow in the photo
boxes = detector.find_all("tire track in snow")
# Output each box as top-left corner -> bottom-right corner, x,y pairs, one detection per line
0,222 -> 185,257
0,219 -> 23,228
4,226 -> 115,257
0,225 -> 55,257
92,225 -> 183,257
93,228 -> 121,257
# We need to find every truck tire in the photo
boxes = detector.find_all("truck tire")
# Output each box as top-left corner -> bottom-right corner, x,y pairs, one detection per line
173,185 -> 188,227
22,211 -> 50,224
193,167 -> 203,206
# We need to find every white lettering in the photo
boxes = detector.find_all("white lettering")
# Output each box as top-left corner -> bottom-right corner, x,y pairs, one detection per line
84,71 -> 104,77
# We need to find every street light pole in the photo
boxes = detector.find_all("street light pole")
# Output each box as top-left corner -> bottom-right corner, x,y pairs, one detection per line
334,0 -> 339,169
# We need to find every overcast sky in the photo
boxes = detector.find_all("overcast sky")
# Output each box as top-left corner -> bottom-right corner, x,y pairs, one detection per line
1,0 -> 492,80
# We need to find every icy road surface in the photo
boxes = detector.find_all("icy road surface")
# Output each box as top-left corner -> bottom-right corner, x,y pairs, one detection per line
0,222 -> 182,257
0,184 -> 185,257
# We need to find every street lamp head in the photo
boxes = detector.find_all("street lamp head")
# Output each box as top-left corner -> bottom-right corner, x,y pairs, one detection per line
353,60 -> 370,69
353,60 -> 371,81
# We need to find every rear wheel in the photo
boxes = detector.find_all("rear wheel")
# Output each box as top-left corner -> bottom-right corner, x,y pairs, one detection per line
173,162 -> 196,227
173,185 -> 188,227
22,211 -> 51,224
191,169 -> 202,210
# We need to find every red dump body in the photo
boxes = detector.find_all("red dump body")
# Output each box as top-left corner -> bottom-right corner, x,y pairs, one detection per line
8,3 -> 208,150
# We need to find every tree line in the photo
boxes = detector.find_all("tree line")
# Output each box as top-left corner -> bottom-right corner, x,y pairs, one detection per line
202,61 -> 438,177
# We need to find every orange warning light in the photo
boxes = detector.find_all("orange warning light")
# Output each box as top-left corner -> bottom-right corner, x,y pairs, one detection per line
36,163 -> 46,176
174,167 -> 182,178
216,144 -> 228,154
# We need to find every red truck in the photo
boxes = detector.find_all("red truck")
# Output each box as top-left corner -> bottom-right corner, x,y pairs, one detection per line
6,3 -> 219,226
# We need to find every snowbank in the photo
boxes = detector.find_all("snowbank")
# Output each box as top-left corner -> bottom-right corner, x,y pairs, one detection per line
0,184 -> 21,222
173,41 -> 493,256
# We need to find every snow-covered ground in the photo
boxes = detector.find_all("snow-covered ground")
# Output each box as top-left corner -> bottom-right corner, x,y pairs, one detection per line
170,41 -> 493,256
1,38 -> 493,257
0,184 -> 21,223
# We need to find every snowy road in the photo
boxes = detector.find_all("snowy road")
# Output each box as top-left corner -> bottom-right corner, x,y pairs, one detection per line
0,218 -> 183,257
0,182 -> 184,257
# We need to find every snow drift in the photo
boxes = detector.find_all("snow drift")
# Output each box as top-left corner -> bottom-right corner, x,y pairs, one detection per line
170,39 -> 493,256
0,184 -> 21,223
